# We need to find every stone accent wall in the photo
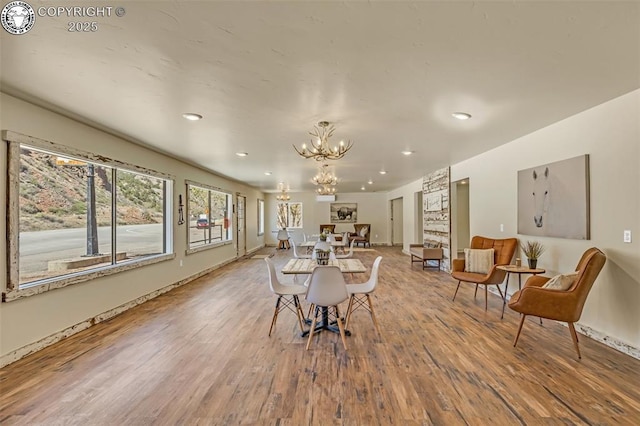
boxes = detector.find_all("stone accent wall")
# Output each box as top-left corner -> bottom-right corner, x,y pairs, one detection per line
423,167 -> 451,271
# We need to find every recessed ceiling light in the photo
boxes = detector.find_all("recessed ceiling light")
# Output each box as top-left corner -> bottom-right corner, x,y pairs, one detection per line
264,171 -> 272,176
361,186 -> 366,191
182,113 -> 203,121
235,152 -> 248,157
367,180 -> 373,185
460,180 -> 467,184
452,112 -> 471,120
379,170 -> 387,175
401,151 -> 414,156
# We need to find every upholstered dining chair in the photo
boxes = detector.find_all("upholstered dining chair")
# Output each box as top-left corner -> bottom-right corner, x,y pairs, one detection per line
509,247 -> 606,359
305,266 -> 349,350
350,224 -> 371,248
319,224 -> 336,235
265,258 -> 307,336
451,236 -> 518,311
345,256 -> 382,333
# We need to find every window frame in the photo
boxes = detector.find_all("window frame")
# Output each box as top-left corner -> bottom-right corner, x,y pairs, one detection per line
3,130 -> 175,302
257,199 -> 264,236
185,180 -> 234,254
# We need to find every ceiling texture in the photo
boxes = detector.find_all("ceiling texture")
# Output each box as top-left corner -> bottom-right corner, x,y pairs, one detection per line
2,1 -> 639,193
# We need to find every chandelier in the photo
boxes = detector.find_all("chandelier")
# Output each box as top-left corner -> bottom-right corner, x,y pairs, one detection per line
293,121 -> 353,161
276,183 -> 290,201
312,164 -> 338,186
316,185 -> 336,196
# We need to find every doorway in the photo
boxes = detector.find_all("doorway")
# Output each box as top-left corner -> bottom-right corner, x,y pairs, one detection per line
450,179 -> 470,259
390,197 -> 403,246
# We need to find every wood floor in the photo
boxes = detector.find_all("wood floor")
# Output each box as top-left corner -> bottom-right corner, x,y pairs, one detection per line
1,247 -> 639,425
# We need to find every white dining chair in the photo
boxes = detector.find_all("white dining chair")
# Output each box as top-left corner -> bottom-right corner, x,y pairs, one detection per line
276,229 -> 290,250
265,258 -> 307,336
305,266 -> 349,350
290,238 -> 311,259
334,237 -> 356,259
345,256 -> 383,333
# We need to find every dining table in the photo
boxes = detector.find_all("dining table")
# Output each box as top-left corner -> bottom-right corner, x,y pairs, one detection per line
281,258 -> 367,337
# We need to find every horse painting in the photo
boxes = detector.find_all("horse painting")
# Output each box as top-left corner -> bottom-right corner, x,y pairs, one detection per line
532,167 -> 550,228
518,155 -> 590,240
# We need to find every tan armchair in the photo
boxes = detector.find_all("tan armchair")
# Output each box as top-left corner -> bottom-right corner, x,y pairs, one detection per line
509,247 -> 606,359
349,224 -> 371,248
451,236 -> 518,311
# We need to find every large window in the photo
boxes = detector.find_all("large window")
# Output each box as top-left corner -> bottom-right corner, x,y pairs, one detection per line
4,132 -> 173,297
257,199 -> 264,236
187,181 -> 232,250
276,202 -> 303,229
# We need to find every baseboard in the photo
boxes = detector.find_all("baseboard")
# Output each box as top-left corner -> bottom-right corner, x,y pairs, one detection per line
492,288 -> 640,360
0,250 -> 256,368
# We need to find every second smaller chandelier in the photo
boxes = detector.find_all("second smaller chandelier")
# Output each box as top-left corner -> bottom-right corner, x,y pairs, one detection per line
312,164 -> 338,186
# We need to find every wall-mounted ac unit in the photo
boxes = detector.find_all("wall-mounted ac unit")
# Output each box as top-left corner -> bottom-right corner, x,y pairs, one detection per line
316,195 -> 336,202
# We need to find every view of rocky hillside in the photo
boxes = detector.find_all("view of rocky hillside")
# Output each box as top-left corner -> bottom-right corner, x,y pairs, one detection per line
20,148 -> 164,232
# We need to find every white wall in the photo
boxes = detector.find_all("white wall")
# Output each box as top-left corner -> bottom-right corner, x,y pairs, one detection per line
0,93 -> 265,360
451,90 -> 640,350
264,192 -> 389,246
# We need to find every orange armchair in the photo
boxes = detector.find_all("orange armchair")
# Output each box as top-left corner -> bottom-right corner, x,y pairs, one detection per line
451,236 -> 518,311
509,247 -> 606,359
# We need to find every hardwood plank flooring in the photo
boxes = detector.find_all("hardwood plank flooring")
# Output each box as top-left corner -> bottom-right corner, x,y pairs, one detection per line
1,247 -> 639,425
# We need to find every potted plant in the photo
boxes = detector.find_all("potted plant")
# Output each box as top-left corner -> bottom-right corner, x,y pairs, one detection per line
521,240 -> 545,269
319,232 -> 327,242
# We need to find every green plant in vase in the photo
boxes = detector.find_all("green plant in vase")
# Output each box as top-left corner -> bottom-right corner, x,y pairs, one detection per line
319,232 -> 327,241
522,240 -> 545,269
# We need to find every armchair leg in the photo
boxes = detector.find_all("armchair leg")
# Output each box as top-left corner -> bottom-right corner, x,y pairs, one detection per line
484,285 -> 488,311
568,322 -> 582,359
474,284 -> 479,299
513,314 -> 526,347
452,281 -> 462,301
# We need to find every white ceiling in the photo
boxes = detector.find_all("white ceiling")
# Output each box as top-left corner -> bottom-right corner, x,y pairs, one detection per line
2,1 -> 639,193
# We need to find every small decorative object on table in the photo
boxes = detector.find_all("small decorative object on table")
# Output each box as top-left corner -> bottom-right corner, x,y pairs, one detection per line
521,240 -> 545,269
319,232 -> 327,242
315,249 -> 331,265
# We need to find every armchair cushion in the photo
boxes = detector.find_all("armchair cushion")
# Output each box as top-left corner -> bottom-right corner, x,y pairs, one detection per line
542,273 -> 578,291
464,248 -> 494,274
359,226 -> 369,237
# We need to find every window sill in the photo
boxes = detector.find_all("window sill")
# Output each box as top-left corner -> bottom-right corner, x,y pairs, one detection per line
186,240 -> 233,255
2,253 -> 175,302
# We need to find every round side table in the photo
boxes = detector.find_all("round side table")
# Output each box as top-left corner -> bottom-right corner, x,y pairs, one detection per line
497,265 -> 545,319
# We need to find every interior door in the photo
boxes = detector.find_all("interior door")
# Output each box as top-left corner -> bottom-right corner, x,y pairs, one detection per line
236,195 -> 246,257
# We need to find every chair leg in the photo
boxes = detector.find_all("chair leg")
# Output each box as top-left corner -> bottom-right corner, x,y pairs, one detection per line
474,284 -> 479,299
269,297 -> 281,336
306,307 -> 319,350
452,281 -> 462,301
345,295 -> 355,329
366,294 -> 380,333
306,303 -> 314,319
334,305 -> 348,350
513,314 -> 526,347
568,322 -> 582,359
293,295 -> 305,333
